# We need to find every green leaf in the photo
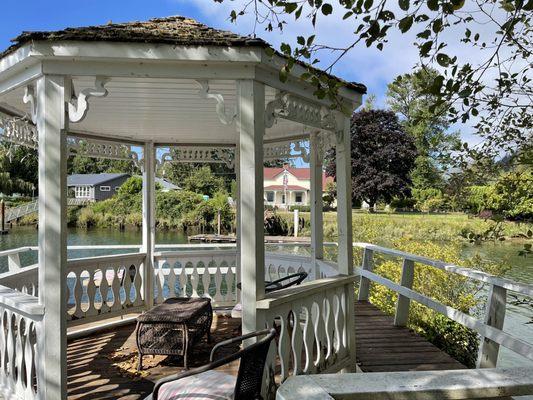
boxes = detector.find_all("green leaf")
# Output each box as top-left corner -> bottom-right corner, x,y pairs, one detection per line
436,53 -> 451,67
284,3 -> 298,13
297,36 -> 306,45
307,35 -> 316,46
427,0 -> 439,11
343,11 -> 354,19
399,0 -> 410,11
432,19 -> 443,33
420,40 -> 433,57
363,0 -> 374,10
322,3 -> 333,15
398,16 -> 413,33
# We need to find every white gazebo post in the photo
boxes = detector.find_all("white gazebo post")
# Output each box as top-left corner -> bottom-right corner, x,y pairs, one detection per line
310,132 -> 324,279
335,115 -> 356,371
238,79 -> 265,336
37,75 -> 68,399
142,141 -> 156,309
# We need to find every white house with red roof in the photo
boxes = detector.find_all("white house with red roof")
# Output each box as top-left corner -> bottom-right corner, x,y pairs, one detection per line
264,166 -> 333,208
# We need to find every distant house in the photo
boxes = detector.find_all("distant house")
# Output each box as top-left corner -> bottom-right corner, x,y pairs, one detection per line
67,173 -> 130,201
155,177 -> 181,192
264,166 -> 333,208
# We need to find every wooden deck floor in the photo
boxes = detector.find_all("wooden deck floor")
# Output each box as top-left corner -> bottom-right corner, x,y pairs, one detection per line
355,301 -> 465,372
67,302 -> 465,399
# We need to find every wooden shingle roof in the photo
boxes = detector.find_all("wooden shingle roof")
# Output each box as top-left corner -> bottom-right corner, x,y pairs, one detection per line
1,15 -> 366,94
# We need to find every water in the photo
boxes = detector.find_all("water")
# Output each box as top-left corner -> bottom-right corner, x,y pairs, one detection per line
1,227 -> 532,369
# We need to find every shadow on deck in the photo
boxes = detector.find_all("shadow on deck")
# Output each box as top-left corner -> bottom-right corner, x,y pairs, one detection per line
67,302 -> 465,399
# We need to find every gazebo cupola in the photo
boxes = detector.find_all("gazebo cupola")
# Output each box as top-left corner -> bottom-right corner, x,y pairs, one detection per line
0,15 -> 364,399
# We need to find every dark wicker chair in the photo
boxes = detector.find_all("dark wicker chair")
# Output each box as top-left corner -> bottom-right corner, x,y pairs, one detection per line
146,328 -> 277,400
232,272 -> 308,319
264,271 -> 308,293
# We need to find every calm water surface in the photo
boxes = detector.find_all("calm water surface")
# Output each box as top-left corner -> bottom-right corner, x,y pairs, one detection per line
0,226 -> 531,368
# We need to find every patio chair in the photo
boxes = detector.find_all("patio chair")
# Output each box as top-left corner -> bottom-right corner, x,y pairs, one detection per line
232,272 -> 308,318
146,328 -> 277,400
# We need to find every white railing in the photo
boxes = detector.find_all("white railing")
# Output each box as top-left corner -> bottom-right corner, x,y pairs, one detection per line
0,285 -> 44,400
276,367 -> 533,400
354,242 -> 533,368
257,274 -> 357,398
66,252 -> 146,326
154,249 -> 238,307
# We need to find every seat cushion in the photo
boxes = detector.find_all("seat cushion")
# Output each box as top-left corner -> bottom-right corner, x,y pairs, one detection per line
154,370 -> 236,400
230,303 -> 242,319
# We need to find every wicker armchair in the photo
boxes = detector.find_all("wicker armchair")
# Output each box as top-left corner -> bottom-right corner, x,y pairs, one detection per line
146,328 -> 277,400
232,272 -> 308,319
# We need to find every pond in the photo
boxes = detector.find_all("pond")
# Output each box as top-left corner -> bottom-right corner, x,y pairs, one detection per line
0,226 -> 531,368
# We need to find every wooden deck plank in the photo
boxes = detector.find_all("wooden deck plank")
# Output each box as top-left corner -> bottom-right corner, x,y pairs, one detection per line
66,301 -> 466,399
354,301 -> 466,373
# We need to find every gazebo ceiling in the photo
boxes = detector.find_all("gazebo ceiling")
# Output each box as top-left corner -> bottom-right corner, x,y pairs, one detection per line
1,77 -> 319,144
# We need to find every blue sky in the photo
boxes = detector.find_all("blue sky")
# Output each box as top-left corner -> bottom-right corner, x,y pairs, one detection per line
0,0 -> 476,146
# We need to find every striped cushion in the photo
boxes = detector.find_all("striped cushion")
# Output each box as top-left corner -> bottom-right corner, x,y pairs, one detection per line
154,370 -> 236,400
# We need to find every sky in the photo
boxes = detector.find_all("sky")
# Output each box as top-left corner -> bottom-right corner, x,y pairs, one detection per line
0,0 -> 482,146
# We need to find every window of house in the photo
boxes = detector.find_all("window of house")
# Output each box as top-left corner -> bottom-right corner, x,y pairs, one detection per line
100,186 -> 111,192
281,194 -> 286,204
114,186 -> 120,192
295,192 -> 303,203
266,191 -> 274,202
76,186 -> 91,198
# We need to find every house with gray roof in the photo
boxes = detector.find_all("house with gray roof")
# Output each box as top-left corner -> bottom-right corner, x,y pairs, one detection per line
67,173 -> 130,201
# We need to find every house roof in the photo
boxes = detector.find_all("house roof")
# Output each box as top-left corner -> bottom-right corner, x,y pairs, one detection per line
67,173 -> 130,186
1,15 -> 366,94
155,177 -> 181,190
263,167 -> 334,187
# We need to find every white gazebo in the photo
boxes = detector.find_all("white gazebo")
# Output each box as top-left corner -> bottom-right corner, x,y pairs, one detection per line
0,16 -> 363,399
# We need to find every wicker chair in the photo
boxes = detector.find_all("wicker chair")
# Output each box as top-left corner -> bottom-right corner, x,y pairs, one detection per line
232,272 -> 308,318
146,328 -> 277,400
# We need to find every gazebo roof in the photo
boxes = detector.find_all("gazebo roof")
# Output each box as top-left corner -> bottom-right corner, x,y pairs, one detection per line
2,16 -> 267,57
0,15 -> 365,146
1,15 -> 366,94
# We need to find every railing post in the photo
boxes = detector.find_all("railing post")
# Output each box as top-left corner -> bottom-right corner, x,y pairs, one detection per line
394,258 -> 415,327
477,284 -> 507,368
358,248 -> 374,301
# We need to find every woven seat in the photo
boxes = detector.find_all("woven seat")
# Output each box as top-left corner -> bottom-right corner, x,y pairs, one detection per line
148,328 -> 277,400
150,370 -> 236,400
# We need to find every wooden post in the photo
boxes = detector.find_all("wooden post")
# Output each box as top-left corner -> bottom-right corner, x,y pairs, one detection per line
142,141 -> 155,310
336,117 -> 353,275
237,79 -> 265,337
394,259 -> 415,327
477,284 -> 507,368
1,200 -> 5,232
335,116 -> 356,372
310,132 -> 324,279
217,210 -> 221,235
358,248 -> 374,301
36,75 -> 68,399
293,209 -> 299,238
234,148 -> 241,302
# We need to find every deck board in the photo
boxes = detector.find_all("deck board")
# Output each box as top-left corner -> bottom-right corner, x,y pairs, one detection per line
355,301 -> 466,372
66,301 -> 466,399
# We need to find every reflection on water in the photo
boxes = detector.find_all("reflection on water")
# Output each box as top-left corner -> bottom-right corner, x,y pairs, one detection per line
1,227 -> 532,369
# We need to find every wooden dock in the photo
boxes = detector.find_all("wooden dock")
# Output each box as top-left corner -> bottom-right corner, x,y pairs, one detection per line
355,301 -> 465,372
66,302 -> 465,399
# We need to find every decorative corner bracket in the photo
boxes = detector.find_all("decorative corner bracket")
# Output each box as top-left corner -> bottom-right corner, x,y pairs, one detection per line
265,92 -> 338,132
68,76 -> 109,123
23,86 -> 37,124
195,80 -> 236,126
